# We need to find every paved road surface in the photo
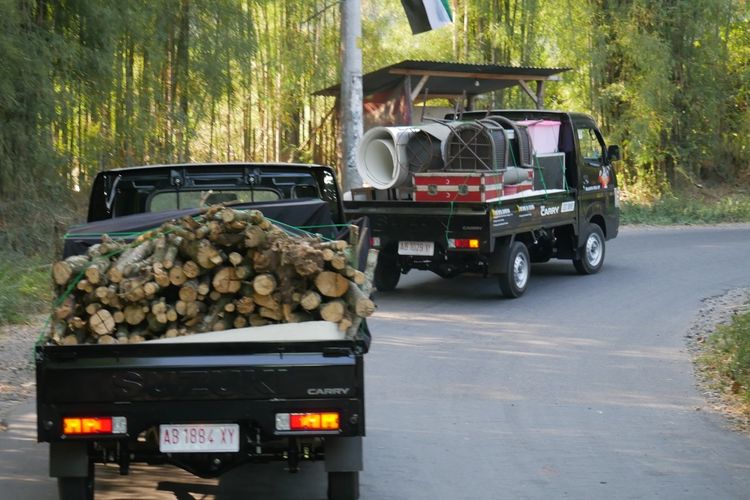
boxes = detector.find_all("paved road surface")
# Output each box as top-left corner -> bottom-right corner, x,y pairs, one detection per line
2,224 -> 749,499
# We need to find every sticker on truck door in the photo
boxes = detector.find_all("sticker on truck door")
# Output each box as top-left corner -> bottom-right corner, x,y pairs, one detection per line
561,201 -> 576,213
540,205 -> 560,216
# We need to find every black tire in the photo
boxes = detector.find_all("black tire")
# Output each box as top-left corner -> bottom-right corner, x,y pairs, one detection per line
327,471 -> 359,500
498,241 -> 530,298
57,475 -> 94,500
573,224 -> 605,275
373,252 -> 400,292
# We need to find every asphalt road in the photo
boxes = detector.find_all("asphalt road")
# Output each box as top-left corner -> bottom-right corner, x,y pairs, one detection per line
2,224 -> 750,499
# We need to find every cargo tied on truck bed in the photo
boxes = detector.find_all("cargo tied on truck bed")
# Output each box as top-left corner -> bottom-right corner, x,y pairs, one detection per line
37,163 -> 370,500
345,110 -> 620,298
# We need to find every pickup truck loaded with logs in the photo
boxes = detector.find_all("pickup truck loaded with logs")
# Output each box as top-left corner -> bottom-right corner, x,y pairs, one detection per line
36,164 -> 369,500
345,109 -> 621,297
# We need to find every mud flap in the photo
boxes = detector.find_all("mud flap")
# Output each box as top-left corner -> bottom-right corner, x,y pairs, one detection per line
325,436 -> 363,472
50,442 -> 89,477
488,236 -> 514,274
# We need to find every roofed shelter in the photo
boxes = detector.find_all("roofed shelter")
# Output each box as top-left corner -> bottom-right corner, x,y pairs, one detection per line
315,60 -> 569,129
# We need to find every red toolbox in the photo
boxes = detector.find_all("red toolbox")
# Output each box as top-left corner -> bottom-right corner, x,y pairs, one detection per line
414,171 -> 503,203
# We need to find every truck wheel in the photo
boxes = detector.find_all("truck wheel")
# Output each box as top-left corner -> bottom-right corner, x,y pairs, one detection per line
327,471 -> 359,500
498,242 -> 530,298
573,224 -> 605,275
57,475 -> 94,500
373,252 -> 400,292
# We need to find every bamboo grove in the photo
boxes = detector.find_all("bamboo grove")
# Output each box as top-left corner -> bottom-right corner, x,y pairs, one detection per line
1,0 -> 749,256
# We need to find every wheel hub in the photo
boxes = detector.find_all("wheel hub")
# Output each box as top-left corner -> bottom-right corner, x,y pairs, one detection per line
586,233 -> 603,267
512,253 -> 529,289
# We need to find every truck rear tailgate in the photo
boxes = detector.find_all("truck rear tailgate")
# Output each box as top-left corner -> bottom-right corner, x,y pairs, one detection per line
36,340 -> 365,442
345,191 -> 578,251
345,200 -> 491,250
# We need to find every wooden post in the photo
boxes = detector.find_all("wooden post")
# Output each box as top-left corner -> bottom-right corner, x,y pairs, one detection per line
517,80 -> 539,109
535,80 -> 546,110
404,75 -> 413,124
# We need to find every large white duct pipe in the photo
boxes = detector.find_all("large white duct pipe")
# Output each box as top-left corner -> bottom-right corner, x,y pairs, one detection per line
362,138 -> 400,187
415,122 -> 454,142
356,122 -> 460,190
356,126 -> 415,190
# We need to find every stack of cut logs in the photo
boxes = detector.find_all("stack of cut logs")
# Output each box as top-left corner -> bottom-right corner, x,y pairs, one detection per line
49,205 -> 376,345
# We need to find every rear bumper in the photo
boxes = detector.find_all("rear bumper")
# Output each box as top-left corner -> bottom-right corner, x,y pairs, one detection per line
43,397 -> 364,478
37,397 -> 365,443
347,203 -> 492,250
36,337 -> 368,478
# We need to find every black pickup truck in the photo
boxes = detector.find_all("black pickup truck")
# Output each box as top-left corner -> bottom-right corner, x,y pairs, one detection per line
36,163 -> 367,500
345,110 -> 620,298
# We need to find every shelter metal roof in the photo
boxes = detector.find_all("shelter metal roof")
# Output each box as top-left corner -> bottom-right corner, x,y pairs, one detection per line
314,59 -> 570,98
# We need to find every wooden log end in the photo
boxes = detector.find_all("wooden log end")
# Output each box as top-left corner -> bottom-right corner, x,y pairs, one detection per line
315,272 -> 350,298
89,309 -> 115,336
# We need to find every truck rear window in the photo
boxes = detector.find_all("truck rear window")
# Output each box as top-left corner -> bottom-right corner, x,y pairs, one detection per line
148,189 -> 280,212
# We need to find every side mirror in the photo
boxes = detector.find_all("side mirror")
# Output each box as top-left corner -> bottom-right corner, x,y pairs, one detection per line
607,145 -> 621,162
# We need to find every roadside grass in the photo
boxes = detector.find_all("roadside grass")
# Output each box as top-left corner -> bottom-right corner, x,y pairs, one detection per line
0,193 -> 81,326
698,303 -> 750,426
0,252 -> 52,325
621,194 -> 750,225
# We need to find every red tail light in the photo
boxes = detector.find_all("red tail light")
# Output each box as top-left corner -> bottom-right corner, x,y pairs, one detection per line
62,416 -> 126,435
275,412 -> 340,432
448,238 -> 480,249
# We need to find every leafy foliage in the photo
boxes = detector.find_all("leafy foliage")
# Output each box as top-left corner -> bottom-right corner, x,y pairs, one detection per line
0,252 -> 52,325
0,0 -> 749,261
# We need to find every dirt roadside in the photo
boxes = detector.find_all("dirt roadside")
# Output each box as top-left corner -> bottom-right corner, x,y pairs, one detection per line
0,316 -> 44,427
686,287 -> 750,431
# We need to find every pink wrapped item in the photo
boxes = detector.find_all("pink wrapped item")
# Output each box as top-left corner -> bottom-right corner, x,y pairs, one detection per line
517,120 -> 560,154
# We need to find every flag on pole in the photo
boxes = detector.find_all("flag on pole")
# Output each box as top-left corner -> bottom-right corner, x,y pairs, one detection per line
401,0 -> 453,35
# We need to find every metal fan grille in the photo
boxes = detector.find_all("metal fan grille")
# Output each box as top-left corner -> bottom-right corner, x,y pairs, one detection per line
445,122 -> 508,171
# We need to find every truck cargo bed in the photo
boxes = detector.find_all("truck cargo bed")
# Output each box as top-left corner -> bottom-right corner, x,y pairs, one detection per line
345,188 -> 577,254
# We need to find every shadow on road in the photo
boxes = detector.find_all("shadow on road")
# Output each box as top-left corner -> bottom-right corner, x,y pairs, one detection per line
94,458 -> 330,500
370,260 -> 608,302
0,404 -> 334,500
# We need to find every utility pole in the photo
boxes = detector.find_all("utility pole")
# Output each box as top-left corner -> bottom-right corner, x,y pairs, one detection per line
340,0 -> 363,192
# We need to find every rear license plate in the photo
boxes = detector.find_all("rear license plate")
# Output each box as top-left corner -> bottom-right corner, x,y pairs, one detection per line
159,424 -> 240,453
398,241 -> 434,256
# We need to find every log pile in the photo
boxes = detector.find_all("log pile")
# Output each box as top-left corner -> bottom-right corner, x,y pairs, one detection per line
49,206 -> 376,345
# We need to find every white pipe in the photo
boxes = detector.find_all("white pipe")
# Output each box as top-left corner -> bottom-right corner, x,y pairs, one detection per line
364,139 -> 401,187
413,122 -> 455,142
356,122 -> 461,189
356,127 -> 414,189
503,166 -> 533,185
